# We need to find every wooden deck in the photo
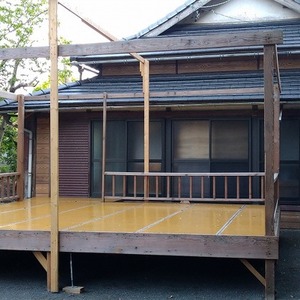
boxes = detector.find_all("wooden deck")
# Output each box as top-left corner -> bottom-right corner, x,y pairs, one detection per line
0,197 -> 278,259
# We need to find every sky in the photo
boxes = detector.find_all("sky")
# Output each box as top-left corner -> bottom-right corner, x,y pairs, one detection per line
54,0 -> 187,44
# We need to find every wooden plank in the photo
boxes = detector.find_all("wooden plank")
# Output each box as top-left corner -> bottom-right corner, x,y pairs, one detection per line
33,251 -> 48,271
141,60 -> 150,198
240,259 -> 266,286
49,0 -> 59,293
0,230 -> 50,251
264,45 -> 275,236
58,1 -> 145,63
24,87 -> 264,101
273,84 -> 280,174
0,30 -> 283,60
59,232 -> 279,259
0,90 -> 18,101
17,95 -> 25,201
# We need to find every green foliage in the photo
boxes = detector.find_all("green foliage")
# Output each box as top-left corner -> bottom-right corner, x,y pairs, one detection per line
0,118 -> 17,172
0,1 -> 75,172
0,0 -> 48,92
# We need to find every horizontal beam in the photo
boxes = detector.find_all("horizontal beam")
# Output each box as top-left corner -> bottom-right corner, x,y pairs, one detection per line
24,87 -> 264,101
60,232 -> 279,259
0,30 -> 283,60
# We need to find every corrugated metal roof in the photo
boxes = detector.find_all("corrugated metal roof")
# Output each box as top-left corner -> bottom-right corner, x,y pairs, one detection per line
1,70 -> 299,112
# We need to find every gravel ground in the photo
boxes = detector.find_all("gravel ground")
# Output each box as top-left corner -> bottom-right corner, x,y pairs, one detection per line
0,229 -> 299,300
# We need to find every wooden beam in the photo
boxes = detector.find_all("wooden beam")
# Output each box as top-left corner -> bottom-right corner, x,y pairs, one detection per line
0,90 -> 18,101
24,87 -> 265,101
16,95 -> 24,201
0,30 -> 283,60
264,45 -> 275,237
33,251 -> 48,272
240,259 -> 266,286
49,0 -> 59,293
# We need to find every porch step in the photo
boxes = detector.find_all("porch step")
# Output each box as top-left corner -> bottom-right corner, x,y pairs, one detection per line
280,211 -> 300,229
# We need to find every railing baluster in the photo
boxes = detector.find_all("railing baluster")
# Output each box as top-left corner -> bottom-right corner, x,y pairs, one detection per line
189,176 -> 193,199
167,176 -> 170,198
201,176 -> 204,199
224,176 -> 228,200
237,176 -> 240,200
134,175 -> 137,197
249,176 -> 252,200
112,175 -> 116,197
155,176 -> 159,197
123,175 -> 126,197
178,176 -> 181,198
213,176 -> 216,199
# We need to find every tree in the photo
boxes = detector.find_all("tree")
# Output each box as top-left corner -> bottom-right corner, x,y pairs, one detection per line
0,0 -> 75,172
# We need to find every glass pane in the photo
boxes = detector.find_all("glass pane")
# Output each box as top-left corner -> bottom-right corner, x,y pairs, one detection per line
106,121 -> 126,160
92,122 -> 102,159
212,121 -> 248,159
279,163 -> 299,199
173,121 -> 209,159
280,120 -> 299,161
128,121 -> 162,160
91,162 -> 101,197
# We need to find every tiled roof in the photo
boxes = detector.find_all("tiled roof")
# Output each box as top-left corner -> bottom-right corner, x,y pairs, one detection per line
0,70 -> 299,112
71,20 -> 300,66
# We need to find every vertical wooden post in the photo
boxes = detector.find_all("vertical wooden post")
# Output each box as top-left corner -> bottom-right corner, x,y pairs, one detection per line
264,44 -> 275,236
264,45 -> 276,300
273,84 -> 280,174
49,0 -> 59,293
17,95 -> 24,200
101,93 -> 107,201
141,60 -> 150,199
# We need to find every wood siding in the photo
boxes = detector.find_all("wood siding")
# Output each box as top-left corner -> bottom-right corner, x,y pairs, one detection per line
36,117 -> 50,197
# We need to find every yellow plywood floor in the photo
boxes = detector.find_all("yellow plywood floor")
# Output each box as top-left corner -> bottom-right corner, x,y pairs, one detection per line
0,197 -> 265,236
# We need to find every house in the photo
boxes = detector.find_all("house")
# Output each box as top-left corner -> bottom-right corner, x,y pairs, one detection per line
2,0 -> 299,214
0,0 -> 299,297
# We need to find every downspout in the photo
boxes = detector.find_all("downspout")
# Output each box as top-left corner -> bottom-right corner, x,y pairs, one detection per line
24,129 -> 33,199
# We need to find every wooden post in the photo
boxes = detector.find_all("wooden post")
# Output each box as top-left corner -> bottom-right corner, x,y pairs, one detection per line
17,94 -> 24,200
141,60 -> 150,199
101,93 -> 107,201
49,0 -> 59,293
264,44 -> 276,300
273,84 -> 280,174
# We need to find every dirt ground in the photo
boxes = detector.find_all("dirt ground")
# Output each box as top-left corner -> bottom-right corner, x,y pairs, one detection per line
0,229 -> 299,300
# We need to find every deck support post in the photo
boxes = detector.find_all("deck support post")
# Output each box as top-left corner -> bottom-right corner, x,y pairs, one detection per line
49,0 -> 59,293
264,45 -> 276,299
140,60 -> 150,199
265,260 -> 276,300
101,93 -> 107,200
17,94 -> 24,200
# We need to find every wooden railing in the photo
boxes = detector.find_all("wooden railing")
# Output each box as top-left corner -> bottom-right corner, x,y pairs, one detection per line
0,172 -> 20,202
104,172 -> 265,203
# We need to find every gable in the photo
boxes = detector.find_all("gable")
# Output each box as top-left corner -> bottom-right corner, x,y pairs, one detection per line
185,0 -> 300,24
